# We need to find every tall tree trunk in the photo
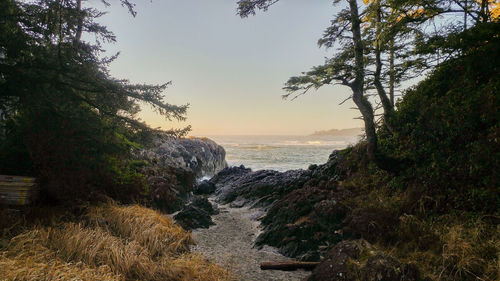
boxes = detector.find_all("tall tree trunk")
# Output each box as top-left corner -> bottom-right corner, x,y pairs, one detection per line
373,3 -> 396,134
74,0 -> 83,43
464,0 -> 468,30
348,0 -> 377,162
480,0 -> 488,23
348,0 -> 399,173
389,39 -> 395,107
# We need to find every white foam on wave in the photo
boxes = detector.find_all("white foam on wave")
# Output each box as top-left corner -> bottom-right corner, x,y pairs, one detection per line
197,176 -> 212,183
212,135 -> 358,171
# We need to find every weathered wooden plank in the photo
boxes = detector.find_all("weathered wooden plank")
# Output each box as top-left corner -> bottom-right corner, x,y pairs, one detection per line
0,175 -> 38,205
0,182 -> 37,188
0,175 -> 36,183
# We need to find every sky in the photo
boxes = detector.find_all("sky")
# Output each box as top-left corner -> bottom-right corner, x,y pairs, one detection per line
92,0 -> 363,135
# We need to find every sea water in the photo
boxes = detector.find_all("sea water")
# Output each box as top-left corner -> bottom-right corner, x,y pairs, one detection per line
207,135 -> 360,172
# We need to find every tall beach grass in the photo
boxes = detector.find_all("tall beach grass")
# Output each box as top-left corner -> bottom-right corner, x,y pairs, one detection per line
0,203 -> 232,281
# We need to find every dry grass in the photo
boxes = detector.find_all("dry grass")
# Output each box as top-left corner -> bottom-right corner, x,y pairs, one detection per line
0,229 -> 122,281
168,253 -> 235,281
439,222 -> 500,281
390,214 -> 500,281
336,150 -> 500,281
87,203 -> 194,256
0,203 -> 232,281
42,223 -> 155,279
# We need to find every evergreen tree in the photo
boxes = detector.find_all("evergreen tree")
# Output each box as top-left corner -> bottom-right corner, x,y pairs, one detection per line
236,0 -> 499,171
0,0 -> 189,202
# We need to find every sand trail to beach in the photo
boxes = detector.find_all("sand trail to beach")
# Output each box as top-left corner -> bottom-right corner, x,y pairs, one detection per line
190,197 -> 310,281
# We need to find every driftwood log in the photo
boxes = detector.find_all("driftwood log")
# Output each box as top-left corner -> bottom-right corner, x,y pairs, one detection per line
260,261 -> 320,271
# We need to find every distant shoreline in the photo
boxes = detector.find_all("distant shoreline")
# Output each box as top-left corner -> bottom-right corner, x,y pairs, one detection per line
191,129 -> 363,138
309,127 -> 363,137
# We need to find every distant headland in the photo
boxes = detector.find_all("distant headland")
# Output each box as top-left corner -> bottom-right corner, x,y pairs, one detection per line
309,127 -> 363,137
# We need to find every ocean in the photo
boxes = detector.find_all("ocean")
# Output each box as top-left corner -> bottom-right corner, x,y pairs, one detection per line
207,135 -> 361,172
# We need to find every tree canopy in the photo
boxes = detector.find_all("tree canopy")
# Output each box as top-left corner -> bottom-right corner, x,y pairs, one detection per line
236,0 -> 500,171
0,0 -> 189,202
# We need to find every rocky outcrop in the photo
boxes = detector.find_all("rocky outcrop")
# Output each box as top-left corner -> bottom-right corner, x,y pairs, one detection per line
174,196 -> 218,230
138,136 -> 227,213
204,146 -> 405,267
255,183 -> 353,261
207,149 -> 388,261
209,151 -> 346,206
253,149 -> 404,261
210,165 -> 312,208
141,137 -> 227,179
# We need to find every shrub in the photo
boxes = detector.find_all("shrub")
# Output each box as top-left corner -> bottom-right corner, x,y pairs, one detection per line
379,22 -> 500,212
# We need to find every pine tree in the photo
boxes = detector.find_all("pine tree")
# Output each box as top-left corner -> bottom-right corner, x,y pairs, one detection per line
0,0 -> 189,202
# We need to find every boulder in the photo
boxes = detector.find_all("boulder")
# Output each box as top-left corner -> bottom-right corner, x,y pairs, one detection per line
141,136 -> 227,179
174,196 -> 218,230
137,136 -> 227,213
191,196 -> 219,215
256,184 -> 352,261
209,165 -> 252,187
308,240 -> 370,281
193,180 -> 216,195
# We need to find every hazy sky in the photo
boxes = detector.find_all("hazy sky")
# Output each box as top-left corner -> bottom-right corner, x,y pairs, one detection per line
94,0 -> 363,135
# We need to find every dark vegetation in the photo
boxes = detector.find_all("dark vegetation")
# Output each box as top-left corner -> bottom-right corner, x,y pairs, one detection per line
0,0 -> 189,205
378,24 -> 500,212
0,3 -> 233,279
210,22 -> 500,280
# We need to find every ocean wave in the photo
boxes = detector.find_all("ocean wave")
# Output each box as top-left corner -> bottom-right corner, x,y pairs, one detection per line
221,143 -> 240,147
213,135 -> 357,172
274,140 -> 349,146
240,145 -> 278,150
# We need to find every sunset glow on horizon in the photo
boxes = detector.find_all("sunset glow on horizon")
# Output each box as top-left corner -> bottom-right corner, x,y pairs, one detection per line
94,0 -> 364,135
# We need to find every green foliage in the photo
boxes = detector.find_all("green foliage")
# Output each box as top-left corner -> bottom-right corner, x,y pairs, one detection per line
379,22 -> 500,212
0,0 -> 189,203
236,0 -> 278,18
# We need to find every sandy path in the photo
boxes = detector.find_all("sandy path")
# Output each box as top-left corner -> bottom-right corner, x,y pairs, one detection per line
190,198 -> 310,281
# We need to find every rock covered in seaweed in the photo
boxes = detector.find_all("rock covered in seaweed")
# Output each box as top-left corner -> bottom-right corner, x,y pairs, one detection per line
255,183 -> 352,261
210,165 -> 311,207
174,196 -> 219,230
203,151 -> 348,258
193,180 -> 217,195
